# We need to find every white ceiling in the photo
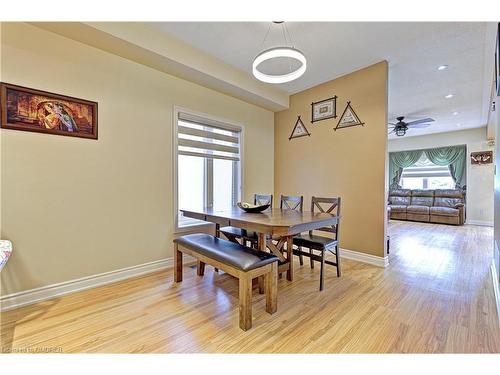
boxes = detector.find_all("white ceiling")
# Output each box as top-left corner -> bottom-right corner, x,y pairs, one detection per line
151,22 -> 496,138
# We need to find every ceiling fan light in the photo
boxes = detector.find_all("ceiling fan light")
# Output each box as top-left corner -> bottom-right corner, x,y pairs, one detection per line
252,47 -> 307,84
395,128 -> 406,137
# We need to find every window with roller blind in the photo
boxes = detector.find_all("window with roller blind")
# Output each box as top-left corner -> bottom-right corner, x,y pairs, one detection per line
174,108 -> 242,229
400,154 -> 455,190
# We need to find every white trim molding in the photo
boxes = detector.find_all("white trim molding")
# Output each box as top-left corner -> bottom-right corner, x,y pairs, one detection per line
0,256 -> 196,312
467,220 -> 494,227
340,248 -> 389,268
492,262 -> 500,324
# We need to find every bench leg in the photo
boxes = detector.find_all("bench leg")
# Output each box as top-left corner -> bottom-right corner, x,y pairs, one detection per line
197,260 -> 205,276
258,276 -> 265,294
265,262 -> 278,314
239,275 -> 253,331
174,243 -> 183,282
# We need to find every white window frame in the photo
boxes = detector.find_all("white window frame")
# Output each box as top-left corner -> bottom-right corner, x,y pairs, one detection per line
172,106 -> 244,233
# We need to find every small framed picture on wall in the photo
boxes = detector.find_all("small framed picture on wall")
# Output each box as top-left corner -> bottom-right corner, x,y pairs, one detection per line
311,96 -> 337,123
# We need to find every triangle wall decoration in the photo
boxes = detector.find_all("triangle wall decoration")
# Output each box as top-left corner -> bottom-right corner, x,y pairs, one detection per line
334,101 -> 364,131
289,116 -> 311,140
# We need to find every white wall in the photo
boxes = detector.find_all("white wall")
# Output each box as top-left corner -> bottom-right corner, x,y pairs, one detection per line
388,128 -> 494,225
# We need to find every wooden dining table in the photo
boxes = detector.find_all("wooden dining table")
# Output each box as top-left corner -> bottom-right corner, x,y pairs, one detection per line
180,207 -> 340,282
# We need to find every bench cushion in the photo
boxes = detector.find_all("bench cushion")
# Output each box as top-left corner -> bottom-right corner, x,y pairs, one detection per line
174,234 -> 277,271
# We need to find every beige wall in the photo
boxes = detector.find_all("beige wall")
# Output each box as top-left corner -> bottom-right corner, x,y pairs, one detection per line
0,23 -> 274,296
274,61 -> 388,257
389,128 -> 494,225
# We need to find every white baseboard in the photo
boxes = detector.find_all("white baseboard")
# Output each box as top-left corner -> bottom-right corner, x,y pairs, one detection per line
491,262 -> 500,325
0,256 -> 196,312
340,248 -> 389,268
467,220 -> 494,227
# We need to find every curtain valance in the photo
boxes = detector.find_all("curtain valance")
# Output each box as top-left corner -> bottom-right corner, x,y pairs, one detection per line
388,145 -> 466,189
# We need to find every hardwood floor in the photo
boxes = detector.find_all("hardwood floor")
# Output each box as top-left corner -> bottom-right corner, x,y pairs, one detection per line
1,221 -> 499,353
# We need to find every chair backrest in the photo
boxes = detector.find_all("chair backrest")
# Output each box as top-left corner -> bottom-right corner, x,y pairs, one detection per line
254,194 -> 273,206
310,196 -> 341,238
280,195 -> 303,211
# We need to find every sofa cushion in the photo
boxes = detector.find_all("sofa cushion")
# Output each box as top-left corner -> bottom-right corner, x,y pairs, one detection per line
430,206 -> 459,217
411,196 -> 434,207
389,205 -> 407,213
390,189 -> 411,197
434,197 -> 463,208
412,189 -> 434,197
407,205 -> 430,214
389,196 -> 411,206
410,189 -> 434,207
434,189 -> 463,199
433,189 -> 464,208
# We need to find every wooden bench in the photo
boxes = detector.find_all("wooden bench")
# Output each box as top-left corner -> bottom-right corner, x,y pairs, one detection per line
173,233 -> 279,331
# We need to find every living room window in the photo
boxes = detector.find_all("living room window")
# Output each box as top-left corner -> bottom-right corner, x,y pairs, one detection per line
401,154 -> 455,190
174,108 -> 241,229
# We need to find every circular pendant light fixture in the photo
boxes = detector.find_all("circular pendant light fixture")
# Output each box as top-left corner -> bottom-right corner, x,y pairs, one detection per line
252,22 -> 306,84
253,47 -> 307,84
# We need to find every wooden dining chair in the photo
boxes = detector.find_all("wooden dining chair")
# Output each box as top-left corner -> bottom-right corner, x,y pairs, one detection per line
280,195 -> 303,211
219,193 -> 273,246
277,195 -> 304,276
292,196 -> 341,291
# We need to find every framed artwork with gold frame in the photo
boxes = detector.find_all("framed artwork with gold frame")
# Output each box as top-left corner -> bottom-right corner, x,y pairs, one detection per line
0,83 -> 98,139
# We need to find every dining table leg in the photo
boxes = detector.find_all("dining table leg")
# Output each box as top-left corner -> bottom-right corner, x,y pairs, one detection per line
257,233 -> 266,294
214,223 -> 220,273
286,235 -> 294,281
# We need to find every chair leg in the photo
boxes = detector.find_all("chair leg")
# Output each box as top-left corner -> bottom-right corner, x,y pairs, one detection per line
239,275 -> 253,331
335,246 -> 341,277
197,260 -> 205,276
174,243 -> 183,282
319,249 -> 326,291
299,246 -> 304,266
265,262 -> 278,314
258,276 -> 265,294
309,248 -> 314,269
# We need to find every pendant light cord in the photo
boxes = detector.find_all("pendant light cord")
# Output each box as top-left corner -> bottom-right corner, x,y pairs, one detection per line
283,23 -> 293,73
259,24 -> 272,52
284,23 -> 294,48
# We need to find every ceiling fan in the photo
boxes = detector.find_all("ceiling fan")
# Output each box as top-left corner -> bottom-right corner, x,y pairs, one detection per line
388,116 -> 435,136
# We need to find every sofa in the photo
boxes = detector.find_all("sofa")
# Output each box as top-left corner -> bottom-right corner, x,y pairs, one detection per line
388,189 -> 465,225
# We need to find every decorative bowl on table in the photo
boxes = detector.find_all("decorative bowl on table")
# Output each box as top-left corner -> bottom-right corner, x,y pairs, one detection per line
237,202 -> 271,213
